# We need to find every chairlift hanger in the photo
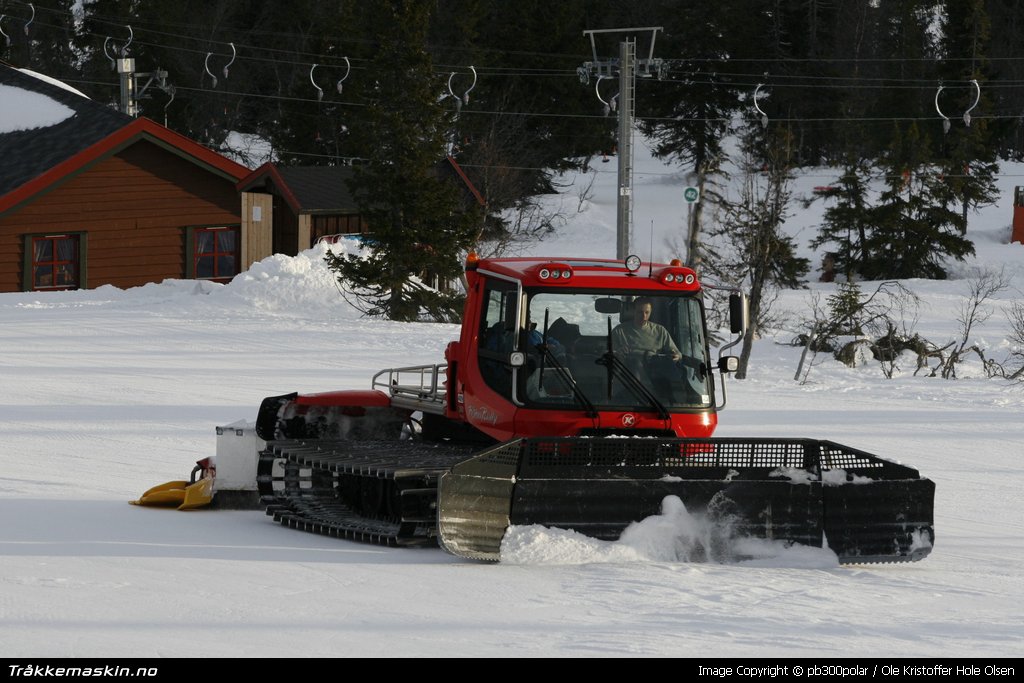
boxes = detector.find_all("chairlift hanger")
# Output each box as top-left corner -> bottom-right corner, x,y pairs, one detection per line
337,56 -> 351,94
310,63 -> 322,101
935,79 -> 981,133
22,1 -> 32,35
753,83 -> 768,129
310,57 -> 351,102
162,84 -> 176,127
595,75 -> 618,116
964,79 -> 981,126
103,25 -> 133,68
447,65 -> 476,111
0,2 -> 32,44
935,83 -> 951,133
204,42 -> 236,88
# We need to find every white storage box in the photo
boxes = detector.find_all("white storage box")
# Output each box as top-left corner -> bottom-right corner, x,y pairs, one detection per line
214,419 -> 265,493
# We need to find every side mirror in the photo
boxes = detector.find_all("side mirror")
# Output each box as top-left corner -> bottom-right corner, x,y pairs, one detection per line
718,356 -> 739,373
729,293 -> 748,335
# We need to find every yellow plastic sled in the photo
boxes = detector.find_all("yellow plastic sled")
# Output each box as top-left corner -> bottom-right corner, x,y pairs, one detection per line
131,458 -> 215,510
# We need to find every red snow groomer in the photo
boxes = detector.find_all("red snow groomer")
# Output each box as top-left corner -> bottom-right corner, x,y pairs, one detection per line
250,254 -> 935,564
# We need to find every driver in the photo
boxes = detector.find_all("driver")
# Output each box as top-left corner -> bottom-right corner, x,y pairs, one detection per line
611,297 -> 681,361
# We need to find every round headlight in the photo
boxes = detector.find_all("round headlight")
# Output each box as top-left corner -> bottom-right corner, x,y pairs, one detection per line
625,255 -> 642,272
539,268 -> 550,280
684,274 -> 695,285
663,273 -> 674,284
561,269 -> 571,279
674,273 -> 685,283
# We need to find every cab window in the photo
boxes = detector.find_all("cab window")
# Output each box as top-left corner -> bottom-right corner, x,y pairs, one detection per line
477,282 -> 518,396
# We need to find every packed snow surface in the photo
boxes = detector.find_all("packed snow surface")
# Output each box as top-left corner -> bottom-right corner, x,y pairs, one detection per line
2,145 -> 1023,658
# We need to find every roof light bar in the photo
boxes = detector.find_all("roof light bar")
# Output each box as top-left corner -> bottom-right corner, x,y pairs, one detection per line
656,266 -> 700,290
536,263 -> 573,281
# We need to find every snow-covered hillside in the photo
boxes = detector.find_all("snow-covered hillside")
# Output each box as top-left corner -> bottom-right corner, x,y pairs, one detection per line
1,144 -> 1023,658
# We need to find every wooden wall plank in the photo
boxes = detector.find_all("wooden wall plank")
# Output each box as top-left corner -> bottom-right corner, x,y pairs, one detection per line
0,139 -> 242,292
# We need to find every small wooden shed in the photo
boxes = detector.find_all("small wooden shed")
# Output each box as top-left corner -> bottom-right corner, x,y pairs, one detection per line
236,158 -> 485,264
237,164 -> 368,263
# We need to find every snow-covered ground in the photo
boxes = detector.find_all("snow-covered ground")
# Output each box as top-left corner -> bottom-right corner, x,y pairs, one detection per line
1,144 -> 1023,658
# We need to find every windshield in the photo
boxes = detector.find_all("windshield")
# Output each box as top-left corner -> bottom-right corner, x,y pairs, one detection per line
518,290 -> 712,411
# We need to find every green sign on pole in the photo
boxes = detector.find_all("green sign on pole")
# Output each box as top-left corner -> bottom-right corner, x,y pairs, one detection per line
683,186 -> 700,203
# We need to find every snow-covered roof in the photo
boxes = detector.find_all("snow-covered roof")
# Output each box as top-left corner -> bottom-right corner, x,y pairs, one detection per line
16,67 -> 90,99
0,64 -> 249,216
0,84 -> 75,133
0,64 -> 132,198
0,69 -> 88,136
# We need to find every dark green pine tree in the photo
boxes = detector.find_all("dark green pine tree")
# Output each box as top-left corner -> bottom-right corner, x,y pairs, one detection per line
857,0 -> 938,159
862,123 -> 974,280
756,0 -> 849,165
233,1 -> 359,166
825,281 -> 865,336
635,0 -> 765,272
811,160 -> 873,279
827,1 -> 883,162
325,0 -> 482,323
936,0 -> 999,234
124,1 -> 288,146
1,0 -> 77,77
985,0 -> 1024,159
73,0 -> 353,157
16,0 -> 79,81
427,0 -> 616,244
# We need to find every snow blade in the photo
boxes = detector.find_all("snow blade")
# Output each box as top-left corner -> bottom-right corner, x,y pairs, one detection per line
437,437 -> 935,564
130,480 -> 190,507
130,458 -> 216,510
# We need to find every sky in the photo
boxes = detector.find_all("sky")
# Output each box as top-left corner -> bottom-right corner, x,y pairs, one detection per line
1,78 -> 1023,659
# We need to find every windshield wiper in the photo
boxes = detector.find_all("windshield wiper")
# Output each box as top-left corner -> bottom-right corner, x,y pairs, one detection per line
528,307 -> 596,417
537,344 -> 598,417
600,354 -> 671,420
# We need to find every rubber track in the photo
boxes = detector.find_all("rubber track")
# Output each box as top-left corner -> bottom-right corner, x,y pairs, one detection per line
257,439 -> 478,547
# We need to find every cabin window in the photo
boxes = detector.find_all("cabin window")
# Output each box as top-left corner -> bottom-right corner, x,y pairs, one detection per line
185,226 -> 241,282
478,282 -> 519,397
23,233 -> 86,291
520,291 -> 713,410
